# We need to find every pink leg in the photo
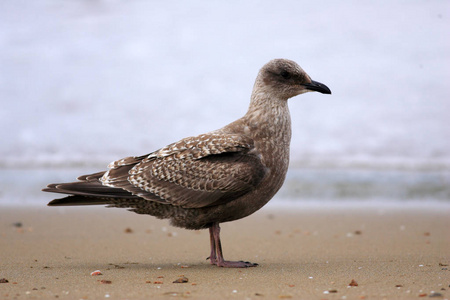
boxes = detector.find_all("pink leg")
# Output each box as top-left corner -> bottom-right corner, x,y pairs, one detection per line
208,226 -> 218,265
207,223 -> 258,268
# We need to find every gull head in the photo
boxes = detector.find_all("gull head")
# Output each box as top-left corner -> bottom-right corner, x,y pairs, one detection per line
256,59 -> 331,100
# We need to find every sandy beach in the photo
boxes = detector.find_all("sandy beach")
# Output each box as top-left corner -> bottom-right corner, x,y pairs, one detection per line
1,204 -> 449,299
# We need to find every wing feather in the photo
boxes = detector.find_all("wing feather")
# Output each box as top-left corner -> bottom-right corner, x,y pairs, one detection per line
102,133 -> 267,208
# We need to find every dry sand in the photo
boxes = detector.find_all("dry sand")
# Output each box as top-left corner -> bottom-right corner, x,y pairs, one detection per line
1,204 -> 449,299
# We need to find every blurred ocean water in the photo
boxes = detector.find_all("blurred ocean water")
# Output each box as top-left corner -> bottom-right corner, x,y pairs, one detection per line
1,1 -> 449,204
1,168 -> 449,206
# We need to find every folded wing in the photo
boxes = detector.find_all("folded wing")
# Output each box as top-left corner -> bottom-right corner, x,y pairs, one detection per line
46,133 -> 268,209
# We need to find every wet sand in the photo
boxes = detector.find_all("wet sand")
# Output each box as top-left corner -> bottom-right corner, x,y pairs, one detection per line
1,204 -> 449,299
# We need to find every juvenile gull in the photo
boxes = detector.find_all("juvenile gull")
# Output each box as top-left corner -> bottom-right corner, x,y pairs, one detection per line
43,59 -> 331,268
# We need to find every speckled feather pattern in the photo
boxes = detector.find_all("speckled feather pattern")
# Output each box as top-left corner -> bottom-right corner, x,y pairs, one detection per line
44,59 -> 330,230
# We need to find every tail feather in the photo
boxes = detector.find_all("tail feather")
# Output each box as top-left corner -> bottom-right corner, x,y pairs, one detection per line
76,171 -> 106,181
43,170 -> 138,207
43,181 -> 134,197
47,195 -> 112,206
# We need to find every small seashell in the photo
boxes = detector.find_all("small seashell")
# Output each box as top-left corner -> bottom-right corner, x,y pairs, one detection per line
91,270 -> 102,276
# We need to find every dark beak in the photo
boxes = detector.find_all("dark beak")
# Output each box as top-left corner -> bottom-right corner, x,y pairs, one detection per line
302,80 -> 332,94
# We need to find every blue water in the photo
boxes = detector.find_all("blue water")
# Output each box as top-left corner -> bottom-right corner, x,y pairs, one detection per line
1,167 -> 448,206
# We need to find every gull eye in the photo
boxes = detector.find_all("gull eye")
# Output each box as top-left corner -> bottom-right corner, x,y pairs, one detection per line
280,70 -> 291,79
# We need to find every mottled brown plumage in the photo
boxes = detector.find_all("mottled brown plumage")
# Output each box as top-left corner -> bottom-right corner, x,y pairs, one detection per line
43,59 -> 331,267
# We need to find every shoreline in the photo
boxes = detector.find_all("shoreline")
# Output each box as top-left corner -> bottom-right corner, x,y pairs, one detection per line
2,198 -> 450,211
2,167 -> 450,207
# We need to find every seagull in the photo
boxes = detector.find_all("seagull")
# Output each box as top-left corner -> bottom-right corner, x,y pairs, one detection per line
43,59 -> 331,268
